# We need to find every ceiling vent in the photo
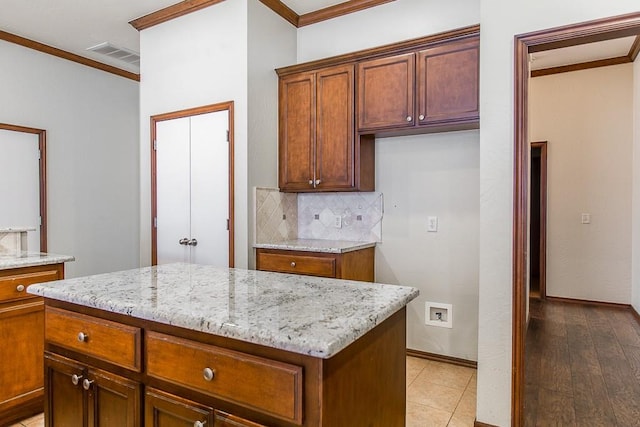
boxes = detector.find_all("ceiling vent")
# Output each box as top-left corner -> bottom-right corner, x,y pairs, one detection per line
86,42 -> 140,66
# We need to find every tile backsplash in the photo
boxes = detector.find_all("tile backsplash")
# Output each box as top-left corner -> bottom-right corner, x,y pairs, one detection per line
255,188 -> 383,243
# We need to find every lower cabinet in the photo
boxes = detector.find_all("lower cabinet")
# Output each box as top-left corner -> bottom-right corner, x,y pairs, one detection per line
45,353 -> 141,427
145,388 -> 262,427
0,263 -> 64,426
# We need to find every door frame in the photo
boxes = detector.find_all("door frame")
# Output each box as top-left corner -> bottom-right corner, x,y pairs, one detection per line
0,123 -> 47,252
512,12 -> 640,426
530,141 -> 547,299
150,101 -> 235,267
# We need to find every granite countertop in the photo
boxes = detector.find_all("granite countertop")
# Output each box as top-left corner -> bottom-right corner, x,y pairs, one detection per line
28,263 -> 418,358
0,227 -> 36,233
254,239 -> 376,253
0,252 -> 75,270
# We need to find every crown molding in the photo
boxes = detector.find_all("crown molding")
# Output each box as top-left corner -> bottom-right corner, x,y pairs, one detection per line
0,30 -> 139,81
129,0 -> 226,31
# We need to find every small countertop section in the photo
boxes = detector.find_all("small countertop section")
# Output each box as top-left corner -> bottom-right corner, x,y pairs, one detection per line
254,239 -> 376,253
0,227 -> 36,233
0,252 -> 75,270
28,263 -> 418,358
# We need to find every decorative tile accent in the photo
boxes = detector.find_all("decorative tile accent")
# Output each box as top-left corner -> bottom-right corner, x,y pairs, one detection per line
254,188 -> 297,244
298,192 -> 383,242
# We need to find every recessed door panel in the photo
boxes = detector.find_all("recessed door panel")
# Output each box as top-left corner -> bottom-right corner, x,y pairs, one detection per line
156,117 -> 190,264
190,111 -> 229,267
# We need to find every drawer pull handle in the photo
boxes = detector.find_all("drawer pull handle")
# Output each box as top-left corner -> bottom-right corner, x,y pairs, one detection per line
419,114 -> 425,120
77,332 -> 89,342
82,379 -> 94,390
290,262 -> 296,267
203,367 -> 215,382
406,116 -> 413,122
194,421 -> 207,427
16,284 -> 25,292
308,180 -> 313,185
71,374 -> 83,386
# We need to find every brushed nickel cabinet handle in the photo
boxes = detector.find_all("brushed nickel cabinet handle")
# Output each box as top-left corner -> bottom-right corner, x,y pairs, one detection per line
194,421 -> 207,427
16,284 -> 25,292
77,332 -> 89,342
406,116 -> 413,122
188,238 -> 198,246
419,114 -> 425,120
71,374 -> 83,386
179,238 -> 189,245
203,367 -> 215,382
315,179 -> 321,185
308,180 -> 313,185
290,262 -> 296,267
82,378 -> 94,390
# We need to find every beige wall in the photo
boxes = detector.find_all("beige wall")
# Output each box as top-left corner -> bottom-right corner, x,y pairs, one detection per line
479,2 -> 640,425
530,64 -> 633,303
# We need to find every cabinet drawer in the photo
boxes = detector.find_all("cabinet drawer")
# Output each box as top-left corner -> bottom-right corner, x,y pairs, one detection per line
0,267 -> 60,302
146,331 -> 303,424
256,251 -> 336,277
45,307 -> 141,371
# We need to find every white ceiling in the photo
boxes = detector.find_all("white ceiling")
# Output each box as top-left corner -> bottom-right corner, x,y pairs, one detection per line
0,0 -> 636,75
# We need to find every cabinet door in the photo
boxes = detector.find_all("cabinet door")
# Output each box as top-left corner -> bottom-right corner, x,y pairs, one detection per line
279,72 -> 315,191
417,36 -> 479,126
357,53 -> 415,131
214,410 -> 264,427
145,388 -> 213,427
44,353 -> 85,427
0,300 -> 44,417
87,368 -> 141,427
315,64 -> 355,190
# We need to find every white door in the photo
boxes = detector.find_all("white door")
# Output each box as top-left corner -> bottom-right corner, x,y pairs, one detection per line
156,111 -> 229,266
0,130 -> 40,252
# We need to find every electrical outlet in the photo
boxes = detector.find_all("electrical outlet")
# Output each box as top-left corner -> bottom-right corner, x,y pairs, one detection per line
427,216 -> 438,232
581,213 -> 591,224
334,215 -> 342,228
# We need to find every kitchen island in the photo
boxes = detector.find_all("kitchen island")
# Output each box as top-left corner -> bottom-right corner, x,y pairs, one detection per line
0,252 -> 74,426
28,263 -> 418,427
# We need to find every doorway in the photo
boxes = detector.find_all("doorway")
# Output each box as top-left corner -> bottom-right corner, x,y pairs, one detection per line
513,12 -> 640,426
151,101 -> 234,267
0,123 -> 47,252
529,141 -> 547,300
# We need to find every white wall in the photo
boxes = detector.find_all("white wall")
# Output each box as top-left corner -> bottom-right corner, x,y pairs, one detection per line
479,2 -> 640,425
0,40 -> 140,278
247,0 -> 297,268
633,57 -> 640,313
296,0 -> 481,362
530,65 -> 633,303
139,0 -> 249,268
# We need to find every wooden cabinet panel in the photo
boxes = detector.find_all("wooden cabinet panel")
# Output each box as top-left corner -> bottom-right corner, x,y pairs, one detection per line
214,410 -> 264,427
0,267 -> 60,302
315,65 -> 354,189
255,251 -> 336,277
0,263 -> 63,426
45,353 -> 85,427
145,388 -> 214,427
357,53 -> 415,130
45,307 -> 142,371
0,301 -> 44,414
146,331 -> 303,424
278,72 -> 315,191
87,367 -> 141,427
417,36 -> 479,126
256,247 -> 375,282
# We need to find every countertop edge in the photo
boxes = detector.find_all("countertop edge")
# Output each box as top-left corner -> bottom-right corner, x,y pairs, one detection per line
0,253 -> 75,271
254,240 -> 376,254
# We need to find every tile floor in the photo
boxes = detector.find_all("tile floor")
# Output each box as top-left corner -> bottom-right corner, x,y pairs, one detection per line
11,357 -> 477,427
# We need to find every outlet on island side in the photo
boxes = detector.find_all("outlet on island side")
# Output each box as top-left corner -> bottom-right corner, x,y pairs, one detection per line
334,215 -> 342,229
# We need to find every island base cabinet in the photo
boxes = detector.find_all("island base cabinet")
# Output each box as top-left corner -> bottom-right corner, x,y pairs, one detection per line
145,389 -> 264,427
45,353 -> 141,427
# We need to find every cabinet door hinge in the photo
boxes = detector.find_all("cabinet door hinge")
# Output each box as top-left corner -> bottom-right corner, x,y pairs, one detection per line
226,219 -> 230,230
154,217 -> 158,228
226,130 -> 229,142
153,140 -> 157,151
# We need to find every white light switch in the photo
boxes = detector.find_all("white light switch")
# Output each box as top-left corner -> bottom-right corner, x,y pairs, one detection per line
581,213 -> 591,224
427,216 -> 438,232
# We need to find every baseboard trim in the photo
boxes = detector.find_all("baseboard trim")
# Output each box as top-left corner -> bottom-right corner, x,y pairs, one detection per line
406,348 -> 477,369
474,420 -> 498,427
545,295 -> 630,309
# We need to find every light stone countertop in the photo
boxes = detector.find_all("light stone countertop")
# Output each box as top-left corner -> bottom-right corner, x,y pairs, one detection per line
0,252 -> 75,270
0,227 -> 36,232
254,239 -> 376,253
28,263 -> 418,358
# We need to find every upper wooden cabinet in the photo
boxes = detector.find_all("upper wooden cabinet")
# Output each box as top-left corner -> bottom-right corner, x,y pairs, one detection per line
279,64 -> 374,193
358,35 -> 479,134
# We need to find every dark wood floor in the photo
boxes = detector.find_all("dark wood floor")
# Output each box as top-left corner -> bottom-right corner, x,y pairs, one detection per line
525,299 -> 640,426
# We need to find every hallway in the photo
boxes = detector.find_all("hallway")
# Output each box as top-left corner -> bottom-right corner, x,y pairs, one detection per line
525,300 -> 640,426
